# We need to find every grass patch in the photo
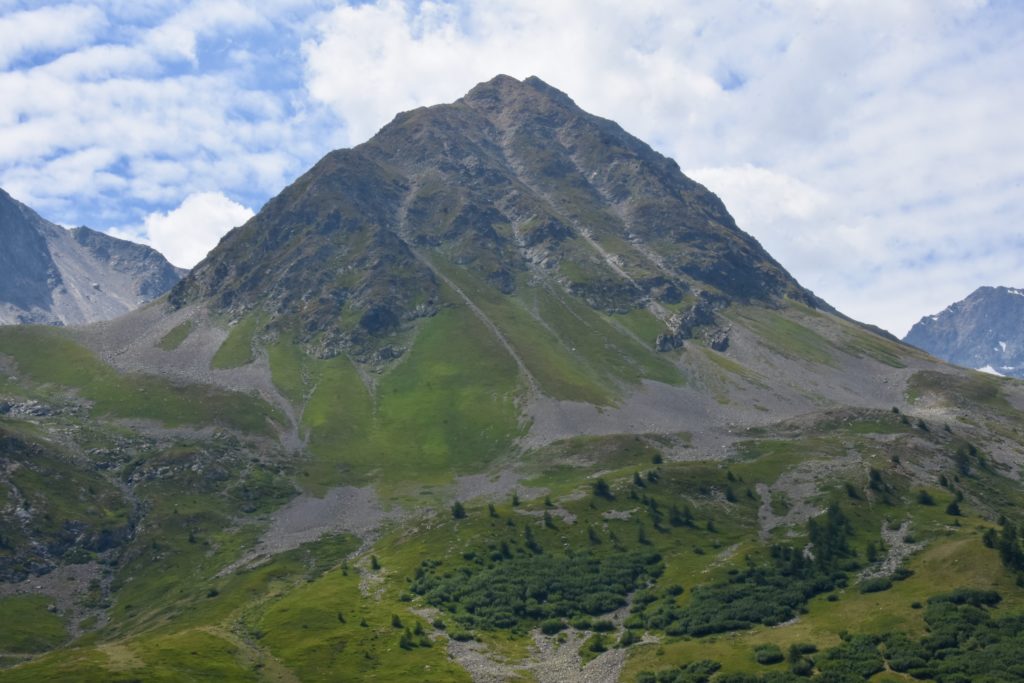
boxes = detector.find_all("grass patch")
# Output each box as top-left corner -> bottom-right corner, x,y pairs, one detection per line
211,315 -> 261,369
0,326 -> 281,434
732,306 -> 836,367
0,595 -> 68,652
156,320 -> 194,351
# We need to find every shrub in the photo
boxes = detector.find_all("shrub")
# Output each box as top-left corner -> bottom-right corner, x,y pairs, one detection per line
859,577 -> 893,594
540,619 -> 566,635
754,643 -> 785,665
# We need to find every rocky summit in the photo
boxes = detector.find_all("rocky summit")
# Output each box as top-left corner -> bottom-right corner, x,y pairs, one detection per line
904,285 -> 1024,378
0,188 -> 184,326
171,75 -> 820,362
3,77 -> 1024,683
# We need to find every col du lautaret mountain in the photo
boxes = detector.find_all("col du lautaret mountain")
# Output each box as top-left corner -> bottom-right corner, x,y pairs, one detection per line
1,76 -> 1024,682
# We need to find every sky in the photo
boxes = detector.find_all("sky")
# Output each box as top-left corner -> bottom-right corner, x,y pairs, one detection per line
0,1 -> 1021,337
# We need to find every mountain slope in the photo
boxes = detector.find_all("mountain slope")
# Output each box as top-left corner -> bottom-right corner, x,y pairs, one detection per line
2,77 -> 1024,682
0,188 -> 185,325
170,75 -> 819,363
904,286 -> 1024,378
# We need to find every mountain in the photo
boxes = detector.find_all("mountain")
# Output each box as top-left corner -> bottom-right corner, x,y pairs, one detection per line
904,286 -> 1024,378
0,188 -> 185,325
2,76 -> 1024,683
170,74 -> 821,363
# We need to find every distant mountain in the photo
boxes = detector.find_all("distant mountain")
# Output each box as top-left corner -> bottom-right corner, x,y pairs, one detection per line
0,188 -> 185,325
904,285 -> 1024,377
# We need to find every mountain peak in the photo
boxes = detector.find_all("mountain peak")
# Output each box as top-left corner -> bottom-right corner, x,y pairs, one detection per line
172,76 -> 819,363
462,74 -> 576,110
904,284 -> 1024,377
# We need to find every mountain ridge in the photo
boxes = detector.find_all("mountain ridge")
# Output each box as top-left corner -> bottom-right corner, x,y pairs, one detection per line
0,188 -> 186,326
904,285 -> 1024,377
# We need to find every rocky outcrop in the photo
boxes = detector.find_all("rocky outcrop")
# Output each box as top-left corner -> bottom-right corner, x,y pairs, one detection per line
904,286 -> 1024,378
0,188 -> 185,326
655,292 -> 728,352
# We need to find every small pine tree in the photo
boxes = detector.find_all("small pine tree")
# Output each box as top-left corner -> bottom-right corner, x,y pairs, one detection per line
337,611 -> 346,623
652,452 -> 663,465
511,491 -> 520,506
865,541 -> 879,563
544,495 -> 554,507
946,501 -> 961,516
588,526 -> 601,544
370,555 -> 381,570
633,471 -> 645,488
706,518 -> 716,533
488,502 -> 497,518
524,524 -> 542,553
452,500 -> 467,519
543,510 -> 556,529
399,627 -> 414,650
593,478 -> 612,500
391,614 -> 403,628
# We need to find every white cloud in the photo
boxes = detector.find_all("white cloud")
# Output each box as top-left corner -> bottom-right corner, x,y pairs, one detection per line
0,4 -> 107,69
110,191 -> 254,268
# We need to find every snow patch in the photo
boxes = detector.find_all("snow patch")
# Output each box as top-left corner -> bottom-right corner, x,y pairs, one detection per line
999,341 -> 1007,352
977,365 -> 1005,377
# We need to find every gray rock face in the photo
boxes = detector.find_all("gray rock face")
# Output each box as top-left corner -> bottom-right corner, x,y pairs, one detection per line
903,286 -> 1024,377
0,188 -> 185,325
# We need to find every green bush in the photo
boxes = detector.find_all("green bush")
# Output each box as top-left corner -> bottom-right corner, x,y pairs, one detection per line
540,619 -> 566,635
859,577 -> 892,593
754,643 -> 785,665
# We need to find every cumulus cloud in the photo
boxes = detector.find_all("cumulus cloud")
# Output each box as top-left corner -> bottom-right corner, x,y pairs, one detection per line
110,191 -> 254,269
0,4 -> 107,69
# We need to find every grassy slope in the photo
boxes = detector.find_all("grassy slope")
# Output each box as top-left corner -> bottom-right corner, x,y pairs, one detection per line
0,326 -> 281,434
4,407 -> 1024,681
156,320 -> 194,351
4,294 -> 1024,682
273,287 -> 524,492
0,596 -> 68,653
211,315 -> 261,369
